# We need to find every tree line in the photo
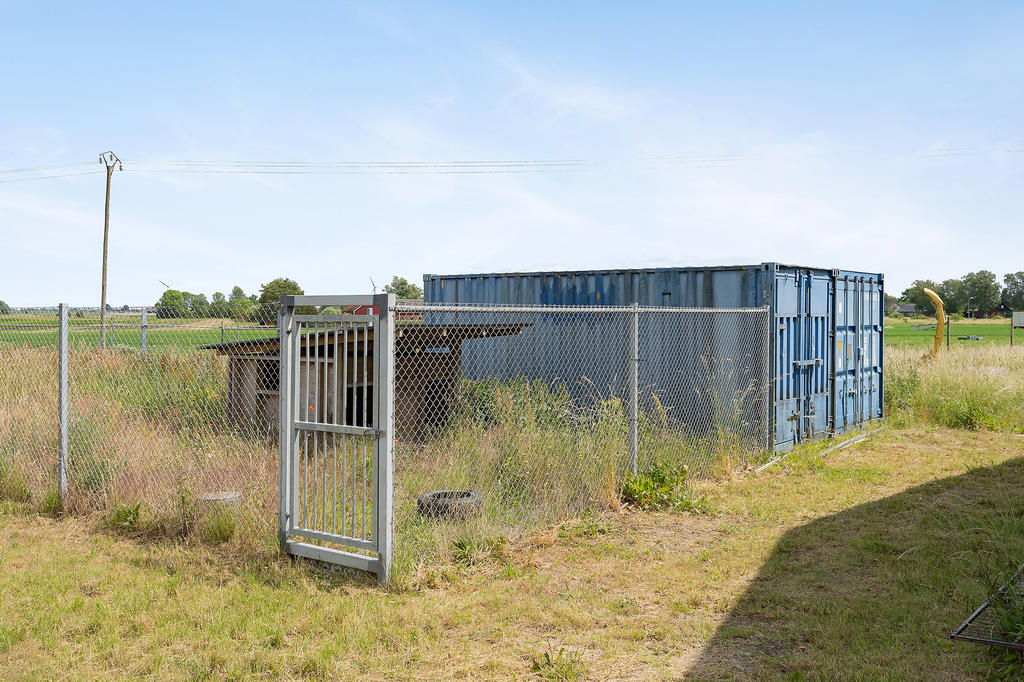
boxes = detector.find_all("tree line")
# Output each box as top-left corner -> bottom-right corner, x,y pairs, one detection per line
896,270 -> 1023,316
152,276 -> 423,321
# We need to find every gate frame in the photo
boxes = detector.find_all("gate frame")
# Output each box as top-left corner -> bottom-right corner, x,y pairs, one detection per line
277,293 -> 395,584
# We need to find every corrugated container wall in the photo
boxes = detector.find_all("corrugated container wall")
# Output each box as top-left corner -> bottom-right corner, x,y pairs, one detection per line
423,263 -> 884,451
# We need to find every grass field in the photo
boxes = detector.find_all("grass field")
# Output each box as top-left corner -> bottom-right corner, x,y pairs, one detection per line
2,425 -> 1022,679
0,316 -> 277,350
886,316 -> 1016,348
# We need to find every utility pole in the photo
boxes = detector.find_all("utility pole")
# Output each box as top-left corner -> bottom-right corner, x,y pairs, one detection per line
98,151 -> 123,349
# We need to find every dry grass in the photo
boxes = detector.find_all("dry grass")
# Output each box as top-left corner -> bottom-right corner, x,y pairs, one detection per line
886,345 -> 1024,431
0,344 -> 278,549
2,344 -> 766,577
2,425 -> 1022,679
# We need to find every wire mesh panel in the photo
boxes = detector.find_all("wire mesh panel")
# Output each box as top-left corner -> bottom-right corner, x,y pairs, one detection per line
0,308 -> 61,504
636,308 -> 771,472
0,303 -> 282,545
390,302 -> 771,568
63,304 -> 278,533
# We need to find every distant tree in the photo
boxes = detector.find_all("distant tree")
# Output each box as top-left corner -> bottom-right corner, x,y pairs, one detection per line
229,286 -> 247,303
255,277 -> 313,321
259,277 -> 303,304
961,270 -> 1002,316
899,280 -> 940,316
0,300 -> 10,315
230,298 -> 255,322
181,292 -> 211,318
1003,272 -> 1024,311
211,291 -> 228,318
383,276 -> 423,299
883,294 -> 900,315
936,279 -> 965,314
155,289 -> 185,318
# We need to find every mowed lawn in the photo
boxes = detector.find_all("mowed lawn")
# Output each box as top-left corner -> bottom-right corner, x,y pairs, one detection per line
886,317 -> 1015,348
0,319 -> 276,350
3,426 -> 1023,680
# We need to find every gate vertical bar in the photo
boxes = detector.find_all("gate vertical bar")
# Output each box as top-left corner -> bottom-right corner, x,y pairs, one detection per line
57,303 -> 69,500
374,293 -> 395,585
628,302 -> 639,475
291,312 -> 302,530
277,302 -> 295,550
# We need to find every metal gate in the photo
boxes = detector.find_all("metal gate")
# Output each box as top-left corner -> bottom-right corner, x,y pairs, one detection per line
277,294 -> 395,584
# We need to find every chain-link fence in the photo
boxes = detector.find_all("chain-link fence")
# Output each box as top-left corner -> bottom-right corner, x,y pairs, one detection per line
391,302 -> 771,568
0,304 -> 280,547
2,300 -> 772,571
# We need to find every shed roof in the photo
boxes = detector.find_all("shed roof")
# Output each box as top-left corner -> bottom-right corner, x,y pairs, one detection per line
201,323 -> 529,356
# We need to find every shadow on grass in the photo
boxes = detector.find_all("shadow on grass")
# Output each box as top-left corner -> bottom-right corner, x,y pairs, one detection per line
687,457 -> 1024,680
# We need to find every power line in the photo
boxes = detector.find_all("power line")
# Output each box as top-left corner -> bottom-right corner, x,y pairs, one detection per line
0,170 -> 105,184
128,158 -> 589,167
127,167 -> 594,176
0,162 -> 94,175
122,156 -> 756,175
3,144 -> 1020,181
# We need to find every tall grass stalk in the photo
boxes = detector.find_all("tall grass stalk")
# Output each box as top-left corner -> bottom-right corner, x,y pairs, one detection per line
885,346 -> 1024,431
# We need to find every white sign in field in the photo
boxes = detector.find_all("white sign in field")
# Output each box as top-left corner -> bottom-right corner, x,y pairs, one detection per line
1014,312 -> 1024,328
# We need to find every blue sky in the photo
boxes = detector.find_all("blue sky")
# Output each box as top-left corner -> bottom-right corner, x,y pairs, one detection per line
2,1 -> 1022,305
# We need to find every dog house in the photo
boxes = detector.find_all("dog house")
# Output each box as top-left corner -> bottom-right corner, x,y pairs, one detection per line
203,322 -> 527,441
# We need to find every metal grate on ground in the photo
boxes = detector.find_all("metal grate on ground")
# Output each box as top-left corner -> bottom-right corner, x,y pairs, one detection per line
951,566 -> 1024,650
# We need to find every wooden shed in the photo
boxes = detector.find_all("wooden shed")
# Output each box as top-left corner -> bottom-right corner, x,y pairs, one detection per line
203,322 -> 527,441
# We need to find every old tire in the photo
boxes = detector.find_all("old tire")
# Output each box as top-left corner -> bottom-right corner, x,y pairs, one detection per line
417,490 -> 483,520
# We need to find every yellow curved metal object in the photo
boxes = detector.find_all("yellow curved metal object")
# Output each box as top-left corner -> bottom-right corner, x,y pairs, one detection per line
922,288 -> 944,358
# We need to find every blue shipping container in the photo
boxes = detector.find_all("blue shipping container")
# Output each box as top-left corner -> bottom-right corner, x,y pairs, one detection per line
423,263 -> 884,451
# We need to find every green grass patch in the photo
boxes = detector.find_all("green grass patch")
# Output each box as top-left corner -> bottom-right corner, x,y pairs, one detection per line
885,316 -> 1013,348
621,460 -> 711,513
530,648 -> 586,680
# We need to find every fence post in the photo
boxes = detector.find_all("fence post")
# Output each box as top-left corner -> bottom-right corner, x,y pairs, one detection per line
629,302 -> 639,475
57,303 -> 69,500
221,320 -> 225,344
140,309 -> 148,357
374,293 -> 396,586
277,303 -> 294,552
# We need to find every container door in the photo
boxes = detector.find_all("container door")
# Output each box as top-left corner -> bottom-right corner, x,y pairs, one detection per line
833,273 -> 883,432
773,269 -> 833,449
